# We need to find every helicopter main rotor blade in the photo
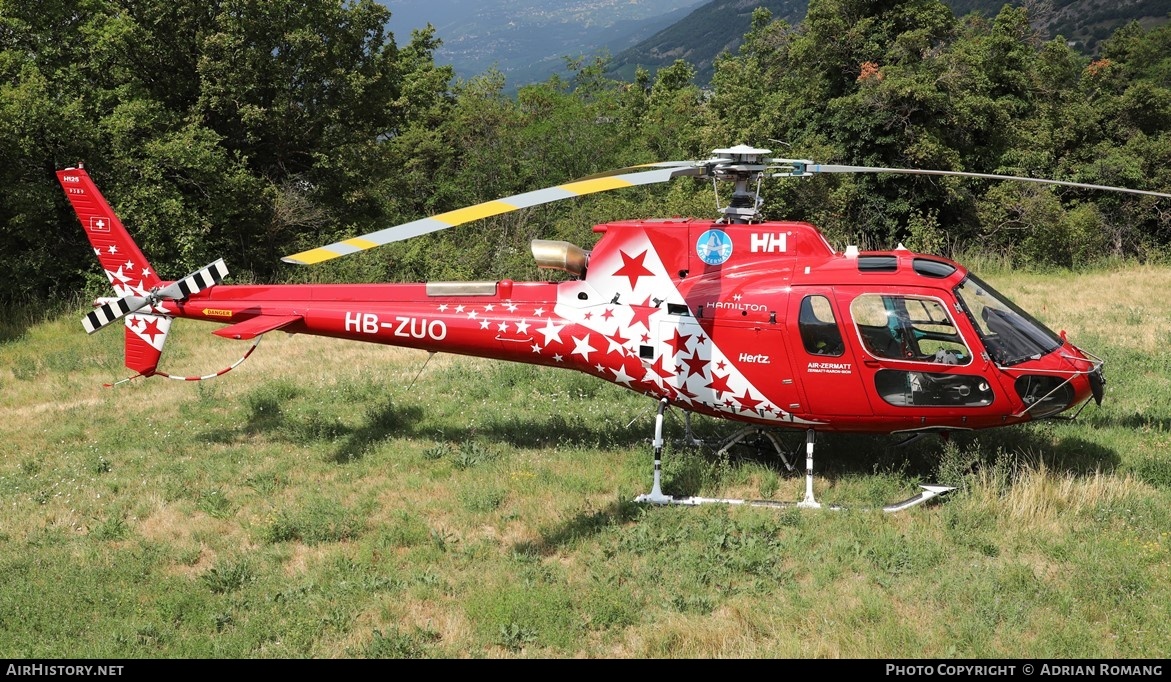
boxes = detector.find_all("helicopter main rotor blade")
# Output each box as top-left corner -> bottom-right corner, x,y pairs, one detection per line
795,163 -> 1171,199
281,146 -> 1171,267
572,160 -> 699,181
282,165 -> 704,265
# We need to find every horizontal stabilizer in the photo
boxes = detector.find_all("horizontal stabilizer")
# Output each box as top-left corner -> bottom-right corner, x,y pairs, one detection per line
212,314 -> 302,340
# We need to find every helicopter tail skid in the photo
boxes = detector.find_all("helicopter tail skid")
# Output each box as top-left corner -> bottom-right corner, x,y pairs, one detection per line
635,400 -> 954,513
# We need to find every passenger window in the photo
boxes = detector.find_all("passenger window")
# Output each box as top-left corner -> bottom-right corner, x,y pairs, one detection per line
799,295 -> 844,356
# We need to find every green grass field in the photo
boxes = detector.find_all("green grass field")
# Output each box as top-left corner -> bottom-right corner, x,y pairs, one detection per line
1,264 -> 1169,658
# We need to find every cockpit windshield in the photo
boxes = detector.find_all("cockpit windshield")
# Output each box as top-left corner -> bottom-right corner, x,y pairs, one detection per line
954,274 -> 1063,366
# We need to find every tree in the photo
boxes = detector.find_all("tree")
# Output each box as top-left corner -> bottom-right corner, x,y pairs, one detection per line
0,0 -> 453,303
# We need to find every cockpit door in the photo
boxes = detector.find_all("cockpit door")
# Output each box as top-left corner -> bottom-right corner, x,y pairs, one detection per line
787,288 -> 874,417
840,288 -> 1004,416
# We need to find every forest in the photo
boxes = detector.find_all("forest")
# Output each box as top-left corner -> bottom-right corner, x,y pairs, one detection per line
1,0 -> 1169,306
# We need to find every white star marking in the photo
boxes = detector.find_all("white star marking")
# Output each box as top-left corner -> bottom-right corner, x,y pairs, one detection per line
484,304 -> 495,311
480,319 -> 490,329
455,305 -> 465,313
514,319 -> 530,334
595,363 -> 606,373
611,366 -> 635,385
571,334 -> 597,361
107,245 -> 118,254
497,321 -> 508,333
505,302 -> 518,312
538,319 -> 564,345
531,343 -> 542,353
438,304 -> 449,312
534,307 -> 545,317
467,310 -> 478,319
141,267 -> 151,278
553,354 -> 564,363
124,260 -> 134,270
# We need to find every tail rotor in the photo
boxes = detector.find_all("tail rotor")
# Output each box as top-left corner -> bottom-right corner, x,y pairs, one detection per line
80,258 -> 228,334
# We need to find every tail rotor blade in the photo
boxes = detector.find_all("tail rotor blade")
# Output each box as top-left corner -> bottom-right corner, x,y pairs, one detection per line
82,295 -> 149,334
156,258 -> 229,300
83,259 -> 228,335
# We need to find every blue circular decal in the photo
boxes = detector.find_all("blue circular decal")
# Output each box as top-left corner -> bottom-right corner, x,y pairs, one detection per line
696,229 -> 733,266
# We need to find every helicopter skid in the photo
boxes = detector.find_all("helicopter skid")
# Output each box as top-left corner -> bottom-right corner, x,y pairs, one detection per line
640,401 -> 954,512
880,485 -> 956,512
634,492 -> 843,511
634,484 -> 952,513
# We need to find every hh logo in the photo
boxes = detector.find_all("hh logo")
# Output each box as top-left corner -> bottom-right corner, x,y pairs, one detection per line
750,232 -> 786,253
89,216 -> 110,233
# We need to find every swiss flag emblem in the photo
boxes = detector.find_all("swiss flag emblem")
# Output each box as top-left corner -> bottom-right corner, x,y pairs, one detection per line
89,216 -> 110,232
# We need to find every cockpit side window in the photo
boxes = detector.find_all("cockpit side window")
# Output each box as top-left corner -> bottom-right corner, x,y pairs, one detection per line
798,295 -> 844,356
850,294 -> 972,365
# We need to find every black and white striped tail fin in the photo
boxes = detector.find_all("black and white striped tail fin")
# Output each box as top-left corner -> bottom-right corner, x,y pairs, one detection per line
82,296 -> 148,334
157,259 -> 228,300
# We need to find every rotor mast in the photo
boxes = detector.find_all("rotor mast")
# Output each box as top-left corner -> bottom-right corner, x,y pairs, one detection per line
709,145 -> 771,224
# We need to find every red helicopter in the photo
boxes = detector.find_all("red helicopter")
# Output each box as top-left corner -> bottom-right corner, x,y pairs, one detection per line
58,146 -> 1166,511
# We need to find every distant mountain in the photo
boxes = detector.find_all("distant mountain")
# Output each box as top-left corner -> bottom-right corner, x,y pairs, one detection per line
380,0 -> 707,88
1011,0 -> 1170,54
609,0 -> 1171,85
606,0 -> 808,84
379,0 -> 1170,91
